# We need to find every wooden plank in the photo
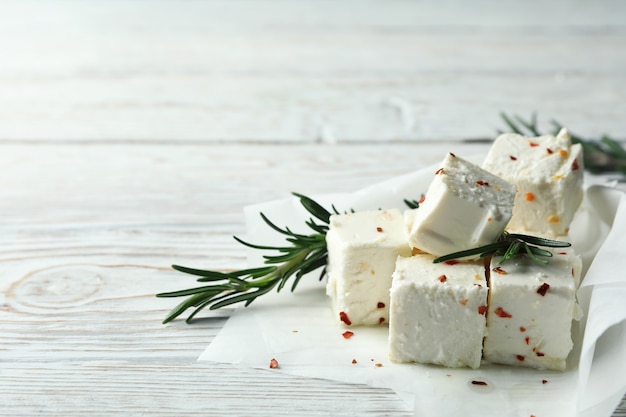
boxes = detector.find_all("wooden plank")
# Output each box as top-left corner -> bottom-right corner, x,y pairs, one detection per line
0,1 -> 624,141
0,142 -> 624,416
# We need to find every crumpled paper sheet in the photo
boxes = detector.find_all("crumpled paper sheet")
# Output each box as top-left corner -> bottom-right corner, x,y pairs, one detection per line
200,161 -> 626,417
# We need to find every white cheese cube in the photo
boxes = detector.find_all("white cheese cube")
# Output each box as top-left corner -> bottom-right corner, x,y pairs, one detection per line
407,153 -> 516,257
388,254 -> 488,369
482,129 -> 584,238
483,248 -> 582,371
325,209 -> 411,326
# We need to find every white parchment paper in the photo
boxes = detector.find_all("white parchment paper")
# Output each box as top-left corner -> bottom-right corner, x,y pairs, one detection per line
200,161 -> 626,417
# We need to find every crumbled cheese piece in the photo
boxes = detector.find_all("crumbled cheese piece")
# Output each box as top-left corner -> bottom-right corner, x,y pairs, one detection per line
407,153 -> 516,257
482,129 -> 584,238
483,248 -> 582,371
388,254 -> 488,369
326,209 -> 411,326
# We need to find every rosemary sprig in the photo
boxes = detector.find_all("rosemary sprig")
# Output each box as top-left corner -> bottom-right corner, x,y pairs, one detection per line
157,193 -> 335,324
499,112 -> 626,176
433,232 -> 571,265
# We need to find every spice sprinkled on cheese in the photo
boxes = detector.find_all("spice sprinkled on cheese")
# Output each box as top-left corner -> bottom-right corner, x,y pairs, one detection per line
483,247 -> 582,371
482,128 -> 583,238
407,153 -> 516,257
326,209 -> 411,326
388,254 -> 488,369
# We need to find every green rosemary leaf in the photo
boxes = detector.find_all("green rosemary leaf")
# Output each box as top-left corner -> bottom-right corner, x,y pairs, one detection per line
507,233 -> 571,248
500,112 -> 524,135
527,246 -> 553,259
170,265 -> 233,280
601,136 -> 626,158
404,199 -> 420,209
292,192 -> 332,224
157,285 -> 233,298
159,193 -> 332,323
305,218 -> 329,234
433,241 -> 508,263
211,284 -> 277,310
524,243 -> 549,265
436,232 -> 570,266
161,291 -> 221,324
500,241 -> 521,263
232,235 -> 293,252
514,112 -> 540,136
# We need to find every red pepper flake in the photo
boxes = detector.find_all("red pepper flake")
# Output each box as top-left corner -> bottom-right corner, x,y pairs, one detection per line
509,155 -> 518,161
419,194 -> 426,204
546,148 -> 554,154
444,260 -> 459,266
376,226 -> 384,232
525,337 -> 530,345
460,298 -> 469,306
558,251 -> 567,255
352,359 -> 357,364
572,268 -> 575,277
520,326 -> 526,332
435,167 -> 445,175
375,363 -> 383,367
535,351 -> 545,357
525,192 -> 535,202
478,305 -> 488,315
537,283 -> 550,296
377,302 -> 385,309
529,142 -> 539,147
342,331 -> 354,339
378,317 -> 385,324
449,152 -> 456,158
495,307 -> 512,318
492,266 -> 507,275
471,380 -> 488,386
438,274 -> 447,283
475,180 -> 490,187
269,358 -> 279,369
572,158 -> 580,171
542,379 -> 548,384
339,311 -> 352,326
516,355 -> 525,362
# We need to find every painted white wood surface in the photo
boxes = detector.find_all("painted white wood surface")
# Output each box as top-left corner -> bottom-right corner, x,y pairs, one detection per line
0,0 -> 625,141
1,1 -> 625,415
1,142 -> 625,416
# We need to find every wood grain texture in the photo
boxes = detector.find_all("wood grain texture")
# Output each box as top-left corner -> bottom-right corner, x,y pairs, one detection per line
1,1 -> 624,415
0,142 -> 486,416
1,142 -> 624,416
0,0 -> 624,141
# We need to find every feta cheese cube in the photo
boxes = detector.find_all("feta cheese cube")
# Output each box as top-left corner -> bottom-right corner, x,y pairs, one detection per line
483,248 -> 582,371
388,254 -> 488,369
325,209 -> 411,326
482,129 -> 584,238
407,153 -> 516,257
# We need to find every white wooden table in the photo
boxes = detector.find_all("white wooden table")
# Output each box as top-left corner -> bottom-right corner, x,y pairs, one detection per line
1,2 -> 624,415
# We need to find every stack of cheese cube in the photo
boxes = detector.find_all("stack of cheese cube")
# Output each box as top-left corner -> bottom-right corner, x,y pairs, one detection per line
325,130 -> 583,371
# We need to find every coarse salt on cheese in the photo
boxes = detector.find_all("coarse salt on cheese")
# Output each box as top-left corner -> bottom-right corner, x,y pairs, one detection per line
325,209 -> 411,326
388,254 -> 488,369
483,248 -> 582,371
482,129 -> 584,238
407,153 -> 516,257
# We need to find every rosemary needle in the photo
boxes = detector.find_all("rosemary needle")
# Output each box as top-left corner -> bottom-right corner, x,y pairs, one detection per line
433,232 -> 571,265
157,193 -> 336,324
